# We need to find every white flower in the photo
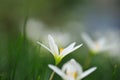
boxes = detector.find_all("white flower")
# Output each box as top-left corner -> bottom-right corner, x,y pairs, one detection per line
25,18 -> 46,41
25,19 -> 72,45
49,59 -> 97,80
37,35 -> 82,64
81,33 -> 114,54
48,32 -> 71,46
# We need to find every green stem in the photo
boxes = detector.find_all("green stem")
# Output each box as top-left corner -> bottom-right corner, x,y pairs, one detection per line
49,63 -> 58,80
49,71 -> 55,80
23,10 -> 29,53
12,51 -> 20,80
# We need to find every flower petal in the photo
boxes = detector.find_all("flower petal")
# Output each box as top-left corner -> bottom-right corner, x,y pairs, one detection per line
101,44 -> 115,51
62,59 -> 83,75
79,67 -> 97,79
81,33 -> 94,48
97,37 -> 106,48
37,41 -> 53,54
48,35 -> 59,55
61,44 -> 83,57
48,64 -> 67,79
70,59 -> 83,74
60,42 -> 76,55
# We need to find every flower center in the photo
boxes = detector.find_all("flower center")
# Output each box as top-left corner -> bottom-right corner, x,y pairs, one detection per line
60,48 -> 64,54
66,71 -> 78,79
73,72 -> 78,78
95,42 -> 100,50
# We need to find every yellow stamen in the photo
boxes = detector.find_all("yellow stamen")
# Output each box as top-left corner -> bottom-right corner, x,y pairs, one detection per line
73,72 -> 78,78
66,71 -> 78,79
60,48 -> 64,54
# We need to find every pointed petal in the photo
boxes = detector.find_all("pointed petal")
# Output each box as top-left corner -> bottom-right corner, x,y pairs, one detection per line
48,35 -> 59,55
48,64 -> 67,79
37,41 -> 53,54
81,33 -> 94,48
79,67 -> 97,79
60,42 -> 76,55
61,44 -> 83,57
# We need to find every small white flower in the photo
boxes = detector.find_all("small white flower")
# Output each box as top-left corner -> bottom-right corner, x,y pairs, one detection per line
37,35 -> 82,64
48,32 -> 71,46
49,59 -> 97,80
81,33 -> 114,54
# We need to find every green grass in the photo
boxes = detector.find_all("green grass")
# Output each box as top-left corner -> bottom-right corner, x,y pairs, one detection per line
0,35 -> 120,80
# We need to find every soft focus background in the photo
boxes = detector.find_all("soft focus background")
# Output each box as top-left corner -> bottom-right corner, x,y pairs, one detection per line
0,0 -> 120,80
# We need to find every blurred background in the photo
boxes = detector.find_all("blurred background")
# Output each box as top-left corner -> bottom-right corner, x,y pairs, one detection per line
0,0 -> 120,80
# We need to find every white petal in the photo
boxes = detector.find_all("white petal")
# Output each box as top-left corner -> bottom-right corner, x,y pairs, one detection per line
48,64 -> 67,79
62,59 -> 83,74
60,42 -> 76,56
62,61 -> 72,72
61,44 -> 83,57
48,35 -> 59,55
79,67 -> 97,79
81,33 -> 94,48
70,59 -> 83,74
101,44 -> 115,51
97,38 -> 106,48
37,41 -> 53,54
